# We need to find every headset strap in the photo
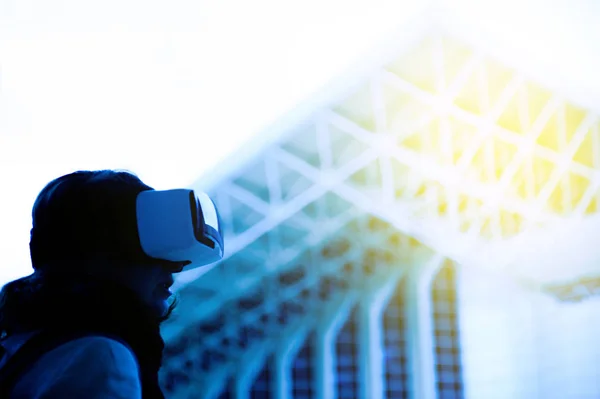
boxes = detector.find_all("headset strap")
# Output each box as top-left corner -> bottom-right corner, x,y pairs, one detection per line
0,329 -> 131,398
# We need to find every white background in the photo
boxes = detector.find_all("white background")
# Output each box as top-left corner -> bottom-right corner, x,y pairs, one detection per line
1,0 -> 599,285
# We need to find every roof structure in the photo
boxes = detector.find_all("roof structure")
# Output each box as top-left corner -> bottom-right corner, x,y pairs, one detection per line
159,2 -> 600,396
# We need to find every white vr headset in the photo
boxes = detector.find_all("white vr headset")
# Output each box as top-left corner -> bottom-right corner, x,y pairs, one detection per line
136,189 -> 224,272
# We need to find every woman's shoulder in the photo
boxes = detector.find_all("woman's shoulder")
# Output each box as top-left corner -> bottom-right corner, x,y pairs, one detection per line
0,332 -> 138,369
34,335 -> 141,378
0,331 -> 38,369
52,335 -> 139,365
12,335 -> 142,398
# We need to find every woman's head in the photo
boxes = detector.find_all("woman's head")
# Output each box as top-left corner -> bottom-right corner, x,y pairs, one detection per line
27,169 -> 184,319
30,170 -> 152,268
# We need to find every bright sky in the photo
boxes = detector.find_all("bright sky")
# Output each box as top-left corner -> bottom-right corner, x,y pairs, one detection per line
0,0 -> 429,285
1,0 -> 599,286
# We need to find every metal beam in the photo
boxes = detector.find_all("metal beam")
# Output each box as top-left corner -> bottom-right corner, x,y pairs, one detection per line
358,269 -> 405,399
404,254 -> 445,399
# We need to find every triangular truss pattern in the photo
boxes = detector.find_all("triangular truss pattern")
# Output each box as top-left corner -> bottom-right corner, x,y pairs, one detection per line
162,32 -> 600,396
543,275 -> 600,302
161,216 -> 430,396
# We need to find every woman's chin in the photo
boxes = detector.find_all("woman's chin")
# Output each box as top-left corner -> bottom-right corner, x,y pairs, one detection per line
150,287 -> 173,316
147,291 -> 170,317
150,299 -> 170,319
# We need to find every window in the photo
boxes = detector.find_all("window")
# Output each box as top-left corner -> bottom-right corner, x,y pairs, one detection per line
335,307 -> 359,399
292,333 -> 317,398
432,264 -> 464,399
383,277 -> 410,399
251,356 -> 274,398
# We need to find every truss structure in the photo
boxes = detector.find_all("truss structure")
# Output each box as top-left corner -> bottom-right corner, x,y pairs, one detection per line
161,216 -> 427,397
160,30 -> 600,397
543,275 -> 600,303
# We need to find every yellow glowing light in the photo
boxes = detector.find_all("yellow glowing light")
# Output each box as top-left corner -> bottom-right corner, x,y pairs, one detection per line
335,35 -> 599,241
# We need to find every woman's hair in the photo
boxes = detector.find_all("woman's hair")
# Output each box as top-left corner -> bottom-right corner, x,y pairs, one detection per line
0,271 -> 178,336
29,169 -> 154,269
0,169 -> 177,336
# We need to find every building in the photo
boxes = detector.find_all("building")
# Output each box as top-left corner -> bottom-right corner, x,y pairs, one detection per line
159,2 -> 600,398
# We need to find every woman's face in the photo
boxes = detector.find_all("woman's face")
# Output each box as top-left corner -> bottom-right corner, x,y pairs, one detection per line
98,260 -> 184,318
130,263 -> 179,317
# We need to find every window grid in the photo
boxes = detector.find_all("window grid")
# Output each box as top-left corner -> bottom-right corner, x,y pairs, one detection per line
251,357 -> 274,398
383,277 -> 410,399
217,381 -> 234,399
335,308 -> 359,399
292,333 -> 316,399
432,264 -> 464,399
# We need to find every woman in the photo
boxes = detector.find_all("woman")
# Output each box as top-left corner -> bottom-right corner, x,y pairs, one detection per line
0,170 -> 188,398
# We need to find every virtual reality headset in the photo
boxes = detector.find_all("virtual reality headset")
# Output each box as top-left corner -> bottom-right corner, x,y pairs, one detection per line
136,189 -> 224,272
